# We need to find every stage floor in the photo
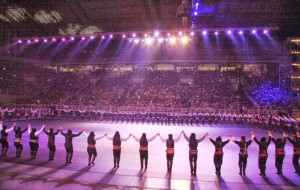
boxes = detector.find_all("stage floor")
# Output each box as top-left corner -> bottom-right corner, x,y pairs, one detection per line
0,120 -> 299,190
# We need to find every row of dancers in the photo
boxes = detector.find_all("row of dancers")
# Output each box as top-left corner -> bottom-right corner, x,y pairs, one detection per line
1,107 -> 298,129
0,120 -> 300,176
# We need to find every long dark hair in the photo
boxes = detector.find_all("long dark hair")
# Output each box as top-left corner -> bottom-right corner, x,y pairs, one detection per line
141,133 -> 147,140
113,131 -> 121,143
88,131 -> 95,142
67,129 -> 72,135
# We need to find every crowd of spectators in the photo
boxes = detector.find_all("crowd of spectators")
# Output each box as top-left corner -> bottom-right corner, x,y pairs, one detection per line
0,63 -> 90,104
66,70 -> 131,106
243,71 -> 289,109
0,63 -> 289,110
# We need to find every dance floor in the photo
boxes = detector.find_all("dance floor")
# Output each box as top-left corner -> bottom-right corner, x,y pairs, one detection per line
0,120 -> 299,190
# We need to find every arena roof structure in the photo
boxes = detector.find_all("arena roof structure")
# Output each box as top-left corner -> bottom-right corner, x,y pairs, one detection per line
0,0 -> 299,40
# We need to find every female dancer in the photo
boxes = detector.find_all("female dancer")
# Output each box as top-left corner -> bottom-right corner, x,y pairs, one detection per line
84,131 -> 107,165
60,128 -> 83,163
28,124 -> 45,159
14,124 -> 29,157
132,133 -> 159,170
106,131 -> 131,167
159,133 -> 182,172
182,131 -> 207,175
43,127 -> 60,160
207,134 -> 230,175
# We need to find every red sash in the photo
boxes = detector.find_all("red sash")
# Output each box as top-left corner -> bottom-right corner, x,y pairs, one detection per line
275,148 -> 285,156
215,148 -> 223,155
294,148 -> 300,155
140,146 -> 148,151
88,144 -> 96,148
113,145 -> 121,150
259,150 -> 268,157
166,148 -> 174,154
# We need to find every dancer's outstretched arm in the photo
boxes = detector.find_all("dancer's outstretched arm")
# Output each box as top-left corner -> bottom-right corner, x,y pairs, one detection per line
174,132 -> 183,143
121,134 -> 131,141
95,133 -> 107,141
131,134 -> 140,142
182,131 -> 189,142
147,133 -> 159,142
197,132 -> 208,143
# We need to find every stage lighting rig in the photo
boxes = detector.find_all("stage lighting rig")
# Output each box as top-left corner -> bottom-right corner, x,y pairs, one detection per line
176,0 -> 191,27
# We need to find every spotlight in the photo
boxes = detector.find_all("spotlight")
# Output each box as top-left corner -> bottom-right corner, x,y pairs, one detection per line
202,31 -> 207,35
122,34 -> 126,38
52,38 -> 56,42
90,35 -> 94,39
252,30 -> 256,34
132,33 -> 136,37
194,11 -> 198,16
158,38 -> 164,43
178,31 -> 183,36
144,34 -> 148,37
62,38 -> 66,42
214,32 -> 219,35
18,40 -> 22,43
154,31 -> 159,37
134,38 -> 139,44
44,39 -> 48,42
181,36 -> 189,44
35,39 -> 39,42
167,33 -> 171,36
239,31 -> 243,35
227,30 -> 232,34
109,35 -> 113,38
145,38 -> 153,45
263,30 -> 268,34
169,36 -> 176,44
27,40 -> 31,43
71,37 -> 75,41
190,32 -> 195,36
81,37 -> 86,40
101,36 -> 105,39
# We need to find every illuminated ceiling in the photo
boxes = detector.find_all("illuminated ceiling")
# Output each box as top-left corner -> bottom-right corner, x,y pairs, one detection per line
0,0 -> 299,38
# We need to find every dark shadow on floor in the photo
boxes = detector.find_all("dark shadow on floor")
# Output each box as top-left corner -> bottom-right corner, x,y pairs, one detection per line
91,168 -> 119,190
19,163 -> 67,183
215,175 -> 229,190
190,175 -> 200,190
279,175 -> 298,186
51,165 -> 93,188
